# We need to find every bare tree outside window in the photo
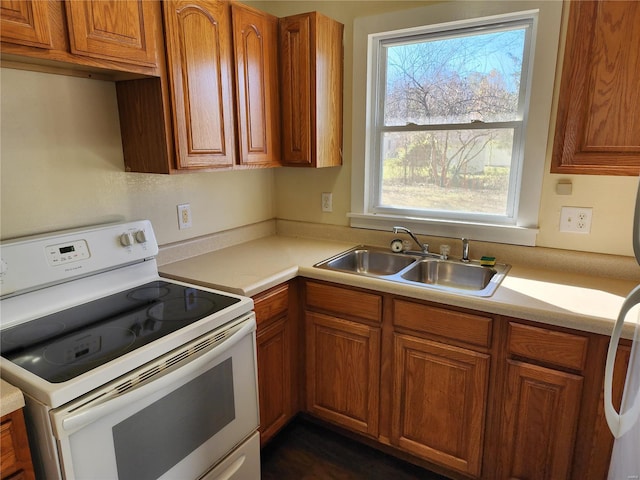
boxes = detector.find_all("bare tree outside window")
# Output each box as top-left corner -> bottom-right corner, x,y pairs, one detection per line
377,26 -> 527,217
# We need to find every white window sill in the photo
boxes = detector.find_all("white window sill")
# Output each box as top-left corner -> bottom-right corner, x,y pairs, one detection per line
348,213 -> 538,246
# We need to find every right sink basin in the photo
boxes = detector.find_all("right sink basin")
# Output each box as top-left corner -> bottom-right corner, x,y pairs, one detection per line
401,259 -> 498,291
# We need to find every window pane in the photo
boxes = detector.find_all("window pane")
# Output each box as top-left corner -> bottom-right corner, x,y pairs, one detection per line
379,129 -> 514,215
383,27 -> 526,126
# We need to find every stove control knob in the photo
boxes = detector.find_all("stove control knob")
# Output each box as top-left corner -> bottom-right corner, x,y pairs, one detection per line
120,232 -> 134,247
135,230 -> 147,244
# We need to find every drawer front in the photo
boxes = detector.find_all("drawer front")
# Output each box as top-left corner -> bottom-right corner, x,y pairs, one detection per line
305,281 -> 382,324
508,322 -> 588,371
254,283 -> 289,326
393,299 -> 492,348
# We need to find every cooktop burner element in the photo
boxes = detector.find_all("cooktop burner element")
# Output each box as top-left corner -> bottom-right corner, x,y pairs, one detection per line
1,280 -> 240,382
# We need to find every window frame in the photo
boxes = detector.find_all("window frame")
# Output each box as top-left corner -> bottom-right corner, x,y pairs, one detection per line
349,2 -> 563,246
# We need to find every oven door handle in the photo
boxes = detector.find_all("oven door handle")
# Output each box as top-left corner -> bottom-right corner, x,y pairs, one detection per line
58,315 -> 255,435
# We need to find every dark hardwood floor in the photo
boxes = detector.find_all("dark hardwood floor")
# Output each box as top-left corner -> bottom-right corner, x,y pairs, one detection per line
260,419 -> 450,480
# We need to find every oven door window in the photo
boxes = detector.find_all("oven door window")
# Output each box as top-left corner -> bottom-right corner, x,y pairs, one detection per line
51,316 -> 258,480
112,358 -> 235,480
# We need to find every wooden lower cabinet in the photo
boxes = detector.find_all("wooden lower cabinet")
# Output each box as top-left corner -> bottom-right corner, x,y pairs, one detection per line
0,409 -> 34,480
495,360 -> 583,479
254,282 -> 297,446
391,333 -> 489,477
305,311 -> 381,437
296,279 -> 620,479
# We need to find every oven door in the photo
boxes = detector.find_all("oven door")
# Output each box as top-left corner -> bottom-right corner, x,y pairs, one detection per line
49,313 -> 259,480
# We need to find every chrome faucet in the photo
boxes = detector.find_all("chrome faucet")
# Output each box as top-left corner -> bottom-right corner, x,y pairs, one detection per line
461,238 -> 470,262
392,226 -> 429,254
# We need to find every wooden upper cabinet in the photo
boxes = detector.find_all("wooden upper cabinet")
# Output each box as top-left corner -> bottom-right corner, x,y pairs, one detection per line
1,0 -> 162,76
65,0 -> 159,67
163,0 -> 236,169
232,3 -> 280,167
552,0 -> 640,175
0,0 -> 55,49
279,12 -> 343,168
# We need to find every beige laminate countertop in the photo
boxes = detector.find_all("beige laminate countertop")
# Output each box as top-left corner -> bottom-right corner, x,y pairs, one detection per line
1,379 -> 25,417
159,235 -> 640,340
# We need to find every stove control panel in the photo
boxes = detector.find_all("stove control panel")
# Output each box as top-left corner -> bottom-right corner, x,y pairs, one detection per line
45,240 -> 91,266
0,220 -> 158,298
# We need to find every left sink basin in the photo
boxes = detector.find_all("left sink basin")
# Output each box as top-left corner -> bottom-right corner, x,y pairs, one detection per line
315,246 -> 417,276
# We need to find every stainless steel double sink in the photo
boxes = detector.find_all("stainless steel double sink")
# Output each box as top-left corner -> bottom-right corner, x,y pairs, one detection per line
314,246 -> 510,297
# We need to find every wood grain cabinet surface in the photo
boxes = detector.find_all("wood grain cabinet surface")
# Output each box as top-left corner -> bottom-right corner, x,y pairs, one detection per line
495,359 -> 583,480
300,279 -> 623,479
552,0 -> 640,175
65,0 -> 159,68
0,0 -> 56,49
162,0 -> 237,170
492,320 -> 618,480
304,281 -> 381,437
232,3 -> 280,168
128,0 -> 281,173
0,409 -> 35,480
391,333 -> 489,477
254,282 -> 298,446
305,310 -> 381,437
1,0 -> 162,76
389,299 -> 492,477
279,11 -> 343,168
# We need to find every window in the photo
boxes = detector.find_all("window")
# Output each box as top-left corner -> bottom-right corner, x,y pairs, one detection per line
350,3 -> 563,245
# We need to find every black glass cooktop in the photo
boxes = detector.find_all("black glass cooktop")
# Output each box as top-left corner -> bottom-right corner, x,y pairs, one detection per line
1,281 -> 240,383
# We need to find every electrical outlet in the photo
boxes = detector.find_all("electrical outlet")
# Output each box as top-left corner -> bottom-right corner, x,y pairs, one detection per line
559,207 -> 592,234
177,204 -> 192,229
322,192 -> 333,212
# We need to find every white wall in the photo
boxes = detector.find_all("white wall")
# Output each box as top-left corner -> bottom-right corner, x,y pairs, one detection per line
0,68 -> 276,245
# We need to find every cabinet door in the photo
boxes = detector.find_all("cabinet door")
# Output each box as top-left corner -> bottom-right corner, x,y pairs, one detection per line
257,315 -> 292,445
496,360 -> 583,480
391,333 -> 489,477
163,0 -> 235,169
279,12 -> 343,168
279,14 -> 312,166
551,1 -> 640,175
0,0 -> 55,49
254,282 -> 298,446
306,311 -> 380,437
231,4 -> 280,167
0,409 -> 35,480
65,0 -> 159,67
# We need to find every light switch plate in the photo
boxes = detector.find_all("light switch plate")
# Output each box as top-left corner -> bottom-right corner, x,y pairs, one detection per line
177,204 -> 192,229
322,193 -> 333,212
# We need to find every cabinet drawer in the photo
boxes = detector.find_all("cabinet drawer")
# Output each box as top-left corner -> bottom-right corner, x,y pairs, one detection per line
508,322 -> 588,371
393,299 -> 492,348
254,283 -> 289,325
305,282 -> 382,324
